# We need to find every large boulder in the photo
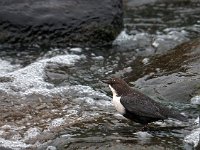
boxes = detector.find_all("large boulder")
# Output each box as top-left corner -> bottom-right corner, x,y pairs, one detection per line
0,0 -> 123,47
133,38 -> 200,103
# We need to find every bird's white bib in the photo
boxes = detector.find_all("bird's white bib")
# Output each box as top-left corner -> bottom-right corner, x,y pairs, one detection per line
109,85 -> 125,114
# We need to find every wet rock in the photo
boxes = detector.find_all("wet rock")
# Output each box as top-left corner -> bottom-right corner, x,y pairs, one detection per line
44,63 -> 70,85
0,0 -> 123,47
133,38 -> 200,103
42,138 -> 178,150
125,0 -> 158,7
0,147 -> 13,150
0,77 -> 13,83
36,103 -> 48,110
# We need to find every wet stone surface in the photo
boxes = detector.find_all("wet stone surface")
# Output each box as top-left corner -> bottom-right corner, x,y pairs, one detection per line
133,38 -> 200,103
0,0 -> 123,47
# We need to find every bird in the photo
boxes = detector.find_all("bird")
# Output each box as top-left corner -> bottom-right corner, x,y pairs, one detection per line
103,77 -> 187,125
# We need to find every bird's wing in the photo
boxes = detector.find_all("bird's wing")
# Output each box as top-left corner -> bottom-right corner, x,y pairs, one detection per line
120,93 -> 166,119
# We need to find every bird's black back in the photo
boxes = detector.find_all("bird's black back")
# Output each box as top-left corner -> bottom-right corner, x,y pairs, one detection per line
120,89 -> 187,124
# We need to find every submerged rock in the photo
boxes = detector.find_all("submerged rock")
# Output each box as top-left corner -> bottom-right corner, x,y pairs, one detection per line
0,0 -> 123,47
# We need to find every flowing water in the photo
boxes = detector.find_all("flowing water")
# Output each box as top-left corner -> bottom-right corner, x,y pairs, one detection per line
0,1 -> 200,149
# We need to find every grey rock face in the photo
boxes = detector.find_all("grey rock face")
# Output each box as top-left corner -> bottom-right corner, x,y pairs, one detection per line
0,0 -> 123,47
133,38 -> 200,103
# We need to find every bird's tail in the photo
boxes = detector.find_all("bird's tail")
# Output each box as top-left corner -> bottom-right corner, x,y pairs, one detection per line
168,110 -> 188,122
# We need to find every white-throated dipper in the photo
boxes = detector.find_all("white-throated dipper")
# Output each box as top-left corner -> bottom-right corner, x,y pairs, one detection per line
103,77 -> 187,125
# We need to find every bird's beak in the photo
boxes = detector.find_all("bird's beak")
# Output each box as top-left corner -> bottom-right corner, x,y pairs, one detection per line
102,79 -> 111,84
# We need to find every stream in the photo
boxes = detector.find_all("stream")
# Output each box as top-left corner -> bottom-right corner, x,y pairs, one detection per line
0,1 -> 200,150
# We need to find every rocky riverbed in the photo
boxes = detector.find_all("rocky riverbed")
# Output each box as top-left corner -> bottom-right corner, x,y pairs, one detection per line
0,0 -> 200,149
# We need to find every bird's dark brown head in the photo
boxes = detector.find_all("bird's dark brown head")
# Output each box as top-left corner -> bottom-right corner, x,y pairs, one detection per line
102,77 -> 131,96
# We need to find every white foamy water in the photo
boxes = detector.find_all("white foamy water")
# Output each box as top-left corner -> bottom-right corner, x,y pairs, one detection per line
0,137 -> 31,150
0,52 -> 112,149
0,59 -> 20,75
194,117 -> 199,126
0,54 -> 85,95
70,47 -> 82,53
113,31 -> 152,49
184,128 -> 200,148
113,28 -> 189,54
6,53 -> 112,104
191,96 -> 200,105
153,29 -> 188,46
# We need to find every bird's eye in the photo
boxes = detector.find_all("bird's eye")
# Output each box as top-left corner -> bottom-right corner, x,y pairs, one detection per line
113,79 -> 115,82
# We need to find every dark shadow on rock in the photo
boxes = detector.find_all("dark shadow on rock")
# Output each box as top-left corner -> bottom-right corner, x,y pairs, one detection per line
197,139 -> 200,150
